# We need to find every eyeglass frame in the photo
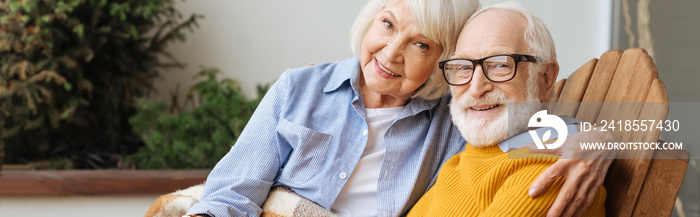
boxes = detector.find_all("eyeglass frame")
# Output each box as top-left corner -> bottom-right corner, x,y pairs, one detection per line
439,54 -> 538,86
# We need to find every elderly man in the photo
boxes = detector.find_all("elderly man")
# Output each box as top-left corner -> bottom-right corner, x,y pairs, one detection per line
408,2 -> 606,217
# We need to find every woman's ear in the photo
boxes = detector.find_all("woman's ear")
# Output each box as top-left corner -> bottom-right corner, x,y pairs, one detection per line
540,61 -> 559,102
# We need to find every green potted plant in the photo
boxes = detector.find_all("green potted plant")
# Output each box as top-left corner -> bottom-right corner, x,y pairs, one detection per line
0,0 -> 200,169
127,67 -> 269,169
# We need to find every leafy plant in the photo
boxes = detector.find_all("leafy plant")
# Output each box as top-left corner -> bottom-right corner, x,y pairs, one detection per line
0,0 -> 200,168
127,67 -> 269,169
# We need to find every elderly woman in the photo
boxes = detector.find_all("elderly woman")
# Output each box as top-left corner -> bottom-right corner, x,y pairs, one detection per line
186,0 -> 477,216
186,0 -> 612,216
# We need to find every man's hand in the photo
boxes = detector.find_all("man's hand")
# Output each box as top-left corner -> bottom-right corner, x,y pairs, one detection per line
527,127 -> 617,217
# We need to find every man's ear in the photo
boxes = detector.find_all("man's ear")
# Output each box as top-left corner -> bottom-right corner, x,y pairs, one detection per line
540,61 -> 559,102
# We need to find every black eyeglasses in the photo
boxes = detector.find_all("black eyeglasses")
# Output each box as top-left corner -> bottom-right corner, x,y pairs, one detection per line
439,54 -> 537,86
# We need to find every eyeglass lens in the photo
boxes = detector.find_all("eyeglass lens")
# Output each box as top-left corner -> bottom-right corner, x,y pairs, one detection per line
444,55 -> 516,84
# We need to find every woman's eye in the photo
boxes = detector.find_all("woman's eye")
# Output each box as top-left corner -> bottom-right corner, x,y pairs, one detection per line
383,20 -> 394,29
416,43 -> 429,50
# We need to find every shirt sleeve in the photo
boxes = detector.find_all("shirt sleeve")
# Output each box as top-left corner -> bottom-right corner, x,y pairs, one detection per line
187,71 -> 291,217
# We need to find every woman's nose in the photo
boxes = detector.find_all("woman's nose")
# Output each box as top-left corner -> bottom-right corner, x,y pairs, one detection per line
468,66 -> 493,98
385,38 -> 405,63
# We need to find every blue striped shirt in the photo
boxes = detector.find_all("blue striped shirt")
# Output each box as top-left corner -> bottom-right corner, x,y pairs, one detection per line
187,57 -> 466,217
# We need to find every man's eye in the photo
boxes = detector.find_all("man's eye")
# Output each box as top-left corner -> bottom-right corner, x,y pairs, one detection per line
416,43 -> 429,50
383,20 -> 394,29
486,62 -> 510,69
460,65 -> 473,70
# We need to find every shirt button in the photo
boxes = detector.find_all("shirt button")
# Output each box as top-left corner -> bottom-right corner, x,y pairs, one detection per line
362,129 -> 368,136
339,172 -> 348,179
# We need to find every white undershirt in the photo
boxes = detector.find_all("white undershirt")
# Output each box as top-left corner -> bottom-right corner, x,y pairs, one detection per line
331,106 -> 404,217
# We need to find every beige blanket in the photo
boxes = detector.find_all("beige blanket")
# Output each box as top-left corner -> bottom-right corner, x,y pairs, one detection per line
144,184 -> 336,217
261,186 -> 336,217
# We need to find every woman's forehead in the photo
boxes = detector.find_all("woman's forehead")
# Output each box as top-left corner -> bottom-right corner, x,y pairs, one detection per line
378,0 -> 410,17
378,0 -> 443,44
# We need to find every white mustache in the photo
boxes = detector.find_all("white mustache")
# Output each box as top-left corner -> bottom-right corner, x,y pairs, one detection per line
453,89 -> 511,109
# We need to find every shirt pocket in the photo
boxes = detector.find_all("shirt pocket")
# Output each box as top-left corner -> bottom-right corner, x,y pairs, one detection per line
277,119 -> 333,184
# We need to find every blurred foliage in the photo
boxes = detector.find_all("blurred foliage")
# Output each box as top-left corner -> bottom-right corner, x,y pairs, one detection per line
0,0 -> 200,169
126,67 -> 269,169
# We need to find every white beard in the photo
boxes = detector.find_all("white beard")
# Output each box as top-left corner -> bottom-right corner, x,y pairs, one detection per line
450,72 -> 543,148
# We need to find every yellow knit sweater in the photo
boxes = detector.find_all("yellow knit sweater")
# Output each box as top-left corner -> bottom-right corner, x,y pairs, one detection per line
408,144 -> 606,217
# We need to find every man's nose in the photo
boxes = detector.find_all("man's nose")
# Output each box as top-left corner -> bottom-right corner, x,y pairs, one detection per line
468,65 -> 493,98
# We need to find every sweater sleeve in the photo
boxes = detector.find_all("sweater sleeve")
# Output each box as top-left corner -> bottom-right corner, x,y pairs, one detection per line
479,159 -> 606,217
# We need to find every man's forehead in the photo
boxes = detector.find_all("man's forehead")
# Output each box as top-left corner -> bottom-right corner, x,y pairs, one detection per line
452,47 -> 517,59
452,10 -> 528,59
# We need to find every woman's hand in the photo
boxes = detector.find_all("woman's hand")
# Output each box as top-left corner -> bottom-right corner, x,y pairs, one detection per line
527,127 -> 617,217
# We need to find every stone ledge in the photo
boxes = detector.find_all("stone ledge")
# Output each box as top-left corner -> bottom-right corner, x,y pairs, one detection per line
0,170 -> 209,196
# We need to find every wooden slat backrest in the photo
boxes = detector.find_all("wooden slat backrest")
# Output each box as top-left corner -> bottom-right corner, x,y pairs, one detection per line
628,80 -> 680,217
632,149 -> 690,216
548,79 -> 566,102
574,50 -> 623,123
599,48 -> 659,217
551,48 -> 687,217
552,59 -> 596,117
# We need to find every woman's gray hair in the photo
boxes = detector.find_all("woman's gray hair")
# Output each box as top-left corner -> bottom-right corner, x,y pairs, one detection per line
349,0 -> 480,100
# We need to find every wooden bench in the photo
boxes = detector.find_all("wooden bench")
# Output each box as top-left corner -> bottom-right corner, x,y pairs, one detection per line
0,170 -> 209,196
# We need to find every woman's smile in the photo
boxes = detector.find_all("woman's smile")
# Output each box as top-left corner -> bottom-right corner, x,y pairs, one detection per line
374,57 -> 401,78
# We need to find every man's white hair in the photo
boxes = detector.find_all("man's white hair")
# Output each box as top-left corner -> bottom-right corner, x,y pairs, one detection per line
349,0 -> 480,100
468,1 -> 556,64
467,1 -> 556,95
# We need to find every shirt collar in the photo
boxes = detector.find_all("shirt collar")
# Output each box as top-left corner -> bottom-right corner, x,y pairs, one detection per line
400,95 -> 443,118
323,57 -> 360,93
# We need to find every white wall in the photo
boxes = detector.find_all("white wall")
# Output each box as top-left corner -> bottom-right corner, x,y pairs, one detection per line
157,0 -> 611,99
156,0 -> 365,100
480,0 -> 612,81
0,196 -> 159,217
